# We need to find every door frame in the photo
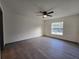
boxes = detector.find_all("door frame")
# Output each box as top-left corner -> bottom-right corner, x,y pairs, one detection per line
0,7 -> 4,50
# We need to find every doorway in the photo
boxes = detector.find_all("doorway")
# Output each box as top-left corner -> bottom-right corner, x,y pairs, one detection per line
0,7 -> 4,51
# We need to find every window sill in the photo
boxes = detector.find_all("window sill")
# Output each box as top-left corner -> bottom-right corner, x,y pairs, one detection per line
51,32 -> 63,35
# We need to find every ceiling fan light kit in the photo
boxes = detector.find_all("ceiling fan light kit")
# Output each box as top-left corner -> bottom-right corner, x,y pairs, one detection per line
43,15 -> 47,18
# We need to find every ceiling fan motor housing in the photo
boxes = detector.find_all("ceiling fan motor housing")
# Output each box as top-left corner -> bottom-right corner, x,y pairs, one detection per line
43,11 -> 48,15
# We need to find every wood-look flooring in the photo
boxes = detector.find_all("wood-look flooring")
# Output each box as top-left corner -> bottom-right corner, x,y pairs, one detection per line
1,37 -> 79,59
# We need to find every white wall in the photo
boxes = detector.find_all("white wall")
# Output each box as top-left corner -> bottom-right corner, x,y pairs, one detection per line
43,14 -> 79,43
3,12 -> 42,44
77,17 -> 79,43
0,0 -> 42,44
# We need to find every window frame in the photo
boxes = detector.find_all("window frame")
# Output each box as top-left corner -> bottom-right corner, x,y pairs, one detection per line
51,21 -> 63,35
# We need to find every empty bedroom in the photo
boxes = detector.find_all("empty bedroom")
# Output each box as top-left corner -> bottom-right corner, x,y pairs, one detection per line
0,0 -> 79,59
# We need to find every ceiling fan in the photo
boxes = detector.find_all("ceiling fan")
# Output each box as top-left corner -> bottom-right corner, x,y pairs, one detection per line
37,8 -> 54,18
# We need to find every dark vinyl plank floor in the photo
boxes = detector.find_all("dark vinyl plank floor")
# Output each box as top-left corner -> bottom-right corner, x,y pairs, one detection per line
2,37 -> 79,59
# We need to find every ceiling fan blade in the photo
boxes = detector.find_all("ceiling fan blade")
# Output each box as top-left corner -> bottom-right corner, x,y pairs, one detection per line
47,8 -> 53,12
36,11 -> 43,13
47,11 -> 54,14
47,15 -> 52,17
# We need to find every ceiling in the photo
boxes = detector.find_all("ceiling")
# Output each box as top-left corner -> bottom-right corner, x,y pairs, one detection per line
1,0 -> 79,19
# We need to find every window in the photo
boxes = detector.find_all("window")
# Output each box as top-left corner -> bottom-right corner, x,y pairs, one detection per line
51,22 -> 63,35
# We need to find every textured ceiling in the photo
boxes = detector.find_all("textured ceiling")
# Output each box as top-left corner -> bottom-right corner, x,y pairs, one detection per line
1,0 -> 79,19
